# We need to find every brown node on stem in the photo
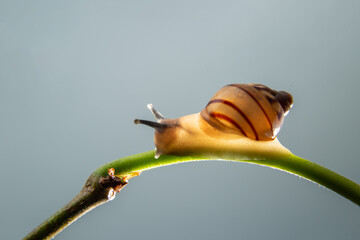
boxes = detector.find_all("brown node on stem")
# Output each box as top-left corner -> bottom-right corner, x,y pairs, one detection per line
99,168 -> 128,192
99,168 -> 141,193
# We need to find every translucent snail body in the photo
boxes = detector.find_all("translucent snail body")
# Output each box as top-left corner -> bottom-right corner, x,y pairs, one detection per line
135,84 -> 293,158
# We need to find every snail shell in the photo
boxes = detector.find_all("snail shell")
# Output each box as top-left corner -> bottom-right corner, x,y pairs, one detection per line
201,84 -> 293,141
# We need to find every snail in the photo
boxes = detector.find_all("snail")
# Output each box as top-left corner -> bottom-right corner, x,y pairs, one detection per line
135,84 -> 293,158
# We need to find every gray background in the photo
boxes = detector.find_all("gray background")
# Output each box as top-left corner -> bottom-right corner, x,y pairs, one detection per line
1,0 -> 360,239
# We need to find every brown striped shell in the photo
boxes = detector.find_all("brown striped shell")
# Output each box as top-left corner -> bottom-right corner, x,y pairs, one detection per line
200,84 -> 293,141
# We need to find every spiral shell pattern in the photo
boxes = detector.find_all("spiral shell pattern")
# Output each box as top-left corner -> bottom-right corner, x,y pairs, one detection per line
201,84 -> 293,141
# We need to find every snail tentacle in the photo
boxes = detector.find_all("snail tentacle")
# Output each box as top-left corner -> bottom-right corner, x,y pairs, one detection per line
134,119 -> 167,132
147,104 -> 165,121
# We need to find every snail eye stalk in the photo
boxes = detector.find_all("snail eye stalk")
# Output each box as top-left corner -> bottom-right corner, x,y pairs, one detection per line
147,104 -> 165,121
134,119 -> 167,132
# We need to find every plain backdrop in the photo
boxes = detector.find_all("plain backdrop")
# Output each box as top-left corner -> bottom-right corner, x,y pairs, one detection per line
1,1 -> 360,239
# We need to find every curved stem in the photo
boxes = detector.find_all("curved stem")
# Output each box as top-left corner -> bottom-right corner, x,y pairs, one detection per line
24,150 -> 360,240
96,150 -> 360,205
247,154 -> 360,206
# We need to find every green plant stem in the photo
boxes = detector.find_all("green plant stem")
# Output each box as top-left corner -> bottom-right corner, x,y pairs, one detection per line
96,150 -> 360,205
24,150 -> 360,240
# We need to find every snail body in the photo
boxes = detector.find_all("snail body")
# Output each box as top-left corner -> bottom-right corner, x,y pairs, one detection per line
135,84 -> 293,158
